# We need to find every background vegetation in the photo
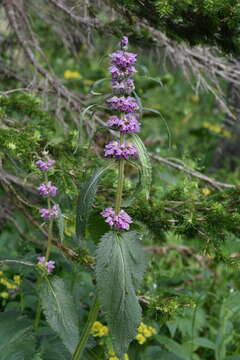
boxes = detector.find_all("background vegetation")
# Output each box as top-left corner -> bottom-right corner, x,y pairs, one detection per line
0,1 -> 240,359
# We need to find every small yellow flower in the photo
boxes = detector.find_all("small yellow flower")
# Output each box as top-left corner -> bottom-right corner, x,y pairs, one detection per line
64,70 -> 82,79
92,321 -> 108,337
109,357 -> 118,360
13,275 -> 21,285
0,291 -> 9,299
135,333 -> 146,345
108,350 -> 115,356
0,271 -> 3,276
202,188 -> 211,196
191,95 -> 199,102
222,129 -> 231,138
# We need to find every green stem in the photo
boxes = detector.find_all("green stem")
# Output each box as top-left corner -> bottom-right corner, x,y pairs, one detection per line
115,134 -> 125,214
34,277 -> 43,330
45,197 -> 53,261
72,295 -> 99,360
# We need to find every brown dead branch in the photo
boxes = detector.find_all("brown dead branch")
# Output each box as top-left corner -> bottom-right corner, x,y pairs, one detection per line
150,153 -> 235,189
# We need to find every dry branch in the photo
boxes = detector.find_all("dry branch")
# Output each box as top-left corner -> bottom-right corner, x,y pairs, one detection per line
150,153 -> 235,189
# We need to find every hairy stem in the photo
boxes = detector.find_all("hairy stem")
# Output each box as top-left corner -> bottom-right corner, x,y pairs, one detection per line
45,197 -> 53,260
115,134 -> 125,214
71,295 -> 99,360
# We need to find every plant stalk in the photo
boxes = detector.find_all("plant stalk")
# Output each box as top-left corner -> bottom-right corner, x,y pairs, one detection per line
71,295 -> 99,360
115,134 -> 125,214
45,197 -> 53,261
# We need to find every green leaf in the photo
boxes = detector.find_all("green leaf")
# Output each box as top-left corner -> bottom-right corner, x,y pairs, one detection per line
156,335 -> 191,360
0,311 -> 36,360
143,107 -> 171,149
39,277 -> 79,354
192,337 -> 215,350
76,163 -> 113,242
130,134 -> 152,200
96,231 -> 145,358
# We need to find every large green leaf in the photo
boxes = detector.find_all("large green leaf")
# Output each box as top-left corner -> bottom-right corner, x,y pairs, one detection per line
96,231 -> 145,359
0,311 -> 35,360
39,277 -> 79,354
76,163 -> 113,242
130,134 -> 152,200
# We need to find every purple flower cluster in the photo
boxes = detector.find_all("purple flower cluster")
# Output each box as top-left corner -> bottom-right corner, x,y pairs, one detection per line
101,207 -> 132,230
110,51 -> 137,68
36,158 -> 59,221
107,96 -> 139,113
111,79 -> 135,93
37,181 -> 58,197
36,159 -> 55,171
107,114 -> 140,134
39,205 -> 59,220
104,140 -> 138,159
101,36 -> 142,231
37,256 -> 55,273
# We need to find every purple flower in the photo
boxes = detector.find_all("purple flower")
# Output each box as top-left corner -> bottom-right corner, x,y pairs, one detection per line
120,36 -> 128,49
106,96 -> 139,113
37,256 -> 55,273
39,205 -> 59,220
36,159 -> 55,171
107,114 -> 140,133
109,65 -> 137,79
104,140 -> 138,159
101,207 -> 132,230
110,51 -> 137,68
111,79 -> 135,93
37,181 -> 58,197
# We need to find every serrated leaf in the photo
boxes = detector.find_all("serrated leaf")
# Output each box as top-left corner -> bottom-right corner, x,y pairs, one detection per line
76,163 -> 113,242
131,134 -> 152,200
96,231 -> 145,358
39,277 -> 79,354
0,311 -> 35,360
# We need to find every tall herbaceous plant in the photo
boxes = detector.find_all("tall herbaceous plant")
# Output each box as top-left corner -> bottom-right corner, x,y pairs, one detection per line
92,36 -> 151,359
39,36 -> 153,360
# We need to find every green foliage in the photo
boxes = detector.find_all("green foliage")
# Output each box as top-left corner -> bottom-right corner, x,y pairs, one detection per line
131,134 -> 152,200
76,163 -> 114,242
39,277 -> 79,354
111,0 -> 240,54
96,231 -> 145,358
0,311 -> 36,359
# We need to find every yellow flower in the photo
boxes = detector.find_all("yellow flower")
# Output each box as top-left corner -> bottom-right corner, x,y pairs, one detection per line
108,350 -> 128,359
13,275 -> 21,285
64,70 -> 82,79
0,271 -> 3,276
222,129 -> 231,138
92,321 -> 108,337
202,188 -> 211,196
108,350 -> 115,356
191,95 -> 199,102
136,322 -> 157,344
0,291 -> 9,299
0,278 -> 17,289
135,333 -> 146,345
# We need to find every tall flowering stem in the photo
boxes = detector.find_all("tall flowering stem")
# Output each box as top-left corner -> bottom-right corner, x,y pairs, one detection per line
115,134 -> 125,214
34,158 -> 57,330
101,36 -> 140,231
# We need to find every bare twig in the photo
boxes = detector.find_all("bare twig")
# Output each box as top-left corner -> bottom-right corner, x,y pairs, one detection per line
150,153 -> 235,189
0,259 -> 35,267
